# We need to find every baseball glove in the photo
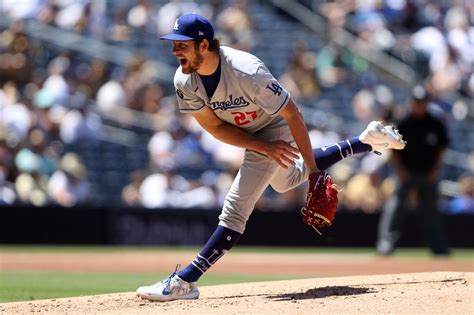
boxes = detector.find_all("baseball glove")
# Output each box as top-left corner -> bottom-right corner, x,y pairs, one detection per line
301,171 -> 339,235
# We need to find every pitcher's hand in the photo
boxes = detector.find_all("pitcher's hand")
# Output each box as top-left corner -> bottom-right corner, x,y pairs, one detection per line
260,140 -> 300,169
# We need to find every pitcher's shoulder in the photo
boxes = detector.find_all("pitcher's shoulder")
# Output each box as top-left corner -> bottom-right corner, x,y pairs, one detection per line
173,68 -> 193,88
220,46 -> 263,76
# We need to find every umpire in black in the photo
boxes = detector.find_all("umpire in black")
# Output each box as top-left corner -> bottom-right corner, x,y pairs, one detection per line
377,85 -> 450,255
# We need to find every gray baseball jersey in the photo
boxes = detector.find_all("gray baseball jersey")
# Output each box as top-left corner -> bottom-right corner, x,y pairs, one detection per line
175,46 -> 289,133
174,46 -> 309,233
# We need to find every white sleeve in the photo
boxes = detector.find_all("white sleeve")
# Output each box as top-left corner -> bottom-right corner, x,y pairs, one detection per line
252,65 -> 290,116
174,72 -> 206,113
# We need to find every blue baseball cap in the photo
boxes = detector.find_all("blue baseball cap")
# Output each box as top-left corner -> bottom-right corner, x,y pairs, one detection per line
160,13 -> 214,41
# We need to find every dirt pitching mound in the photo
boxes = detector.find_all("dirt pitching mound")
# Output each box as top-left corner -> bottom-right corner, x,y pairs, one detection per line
1,272 -> 472,314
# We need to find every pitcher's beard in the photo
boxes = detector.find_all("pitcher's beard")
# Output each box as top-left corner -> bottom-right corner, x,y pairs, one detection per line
181,53 -> 204,74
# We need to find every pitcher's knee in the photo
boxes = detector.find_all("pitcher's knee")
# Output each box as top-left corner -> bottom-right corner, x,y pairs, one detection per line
218,212 -> 247,234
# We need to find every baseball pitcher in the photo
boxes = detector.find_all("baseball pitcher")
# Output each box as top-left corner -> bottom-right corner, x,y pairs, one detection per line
137,13 -> 406,302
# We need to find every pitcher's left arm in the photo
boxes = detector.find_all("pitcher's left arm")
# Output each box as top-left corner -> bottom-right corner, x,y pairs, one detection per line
279,98 -> 318,174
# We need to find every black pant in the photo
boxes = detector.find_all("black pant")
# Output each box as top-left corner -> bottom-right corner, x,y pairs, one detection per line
377,172 -> 449,254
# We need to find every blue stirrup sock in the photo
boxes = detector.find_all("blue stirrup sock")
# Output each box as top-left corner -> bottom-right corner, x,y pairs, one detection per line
313,137 -> 371,171
178,225 -> 241,282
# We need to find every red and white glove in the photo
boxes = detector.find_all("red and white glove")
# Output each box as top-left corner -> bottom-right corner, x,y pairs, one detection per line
301,171 -> 339,235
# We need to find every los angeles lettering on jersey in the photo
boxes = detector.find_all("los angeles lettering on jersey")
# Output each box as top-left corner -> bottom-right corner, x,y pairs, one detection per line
209,94 -> 250,111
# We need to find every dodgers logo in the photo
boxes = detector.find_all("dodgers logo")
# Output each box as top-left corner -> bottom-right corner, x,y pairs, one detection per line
173,19 -> 179,30
266,82 -> 282,96
209,94 -> 250,111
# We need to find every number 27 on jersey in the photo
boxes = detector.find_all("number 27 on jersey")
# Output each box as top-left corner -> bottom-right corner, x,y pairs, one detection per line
231,111 -> 257,126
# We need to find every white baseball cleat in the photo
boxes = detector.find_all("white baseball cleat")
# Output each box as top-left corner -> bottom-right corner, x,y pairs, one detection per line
359,121 -> 407,154
136,265 -> 199,302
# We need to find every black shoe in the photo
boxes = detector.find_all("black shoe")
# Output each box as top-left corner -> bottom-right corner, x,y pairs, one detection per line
431,248 -> 451,256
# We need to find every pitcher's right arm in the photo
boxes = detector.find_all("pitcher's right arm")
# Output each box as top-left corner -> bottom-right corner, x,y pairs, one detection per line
192,107 -> 299,169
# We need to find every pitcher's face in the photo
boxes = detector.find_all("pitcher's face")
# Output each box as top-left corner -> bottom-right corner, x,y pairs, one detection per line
172,41 -> 204,74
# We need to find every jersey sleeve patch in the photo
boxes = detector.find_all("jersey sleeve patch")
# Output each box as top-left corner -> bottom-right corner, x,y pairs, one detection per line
253,66 -> 290,117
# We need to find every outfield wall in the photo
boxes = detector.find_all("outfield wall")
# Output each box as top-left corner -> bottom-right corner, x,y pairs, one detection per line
1,206 -> 472,247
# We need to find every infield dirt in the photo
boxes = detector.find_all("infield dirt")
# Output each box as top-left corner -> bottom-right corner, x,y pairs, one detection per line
0,272 -> 472,314
0,251 -> 473,314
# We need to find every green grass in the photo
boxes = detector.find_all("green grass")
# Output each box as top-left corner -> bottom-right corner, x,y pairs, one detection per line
1,245 -> 473,259
1,246 -> 472,302
0,271 -> 303,303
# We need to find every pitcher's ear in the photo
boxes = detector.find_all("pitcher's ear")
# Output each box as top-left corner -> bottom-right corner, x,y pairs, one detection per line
201,39 -> 209,51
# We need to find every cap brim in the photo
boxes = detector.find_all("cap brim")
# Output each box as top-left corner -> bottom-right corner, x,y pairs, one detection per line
160,34 -> 195,41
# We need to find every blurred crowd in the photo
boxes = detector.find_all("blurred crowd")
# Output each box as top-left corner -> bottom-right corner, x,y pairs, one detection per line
309,0 -> 473,99
0,0 -> 472,215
